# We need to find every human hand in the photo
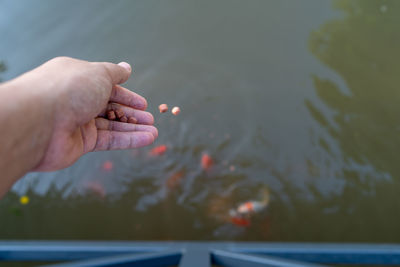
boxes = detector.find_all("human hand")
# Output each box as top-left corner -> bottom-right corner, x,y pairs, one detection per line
24,57 -> 157,171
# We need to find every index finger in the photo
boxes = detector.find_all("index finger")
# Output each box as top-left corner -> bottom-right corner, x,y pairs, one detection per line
110,85 -> 148,110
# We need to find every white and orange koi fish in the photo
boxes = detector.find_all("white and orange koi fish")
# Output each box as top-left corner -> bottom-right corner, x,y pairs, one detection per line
230,188 -> 270,217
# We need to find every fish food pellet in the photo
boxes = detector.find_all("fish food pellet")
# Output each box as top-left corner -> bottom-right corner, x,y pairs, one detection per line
171,106 -> 181,115
107,110 -> 116,120
159,104 -> 168,113
128,117 -> 137,124
120,115 -> 128,123
115,109 -> 125,119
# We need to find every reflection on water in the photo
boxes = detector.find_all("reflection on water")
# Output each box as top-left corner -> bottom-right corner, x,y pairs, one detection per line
309,0 -> 400,180
305,0 -> 400,242
308,0 -> 400,191
1,0 -> 400,242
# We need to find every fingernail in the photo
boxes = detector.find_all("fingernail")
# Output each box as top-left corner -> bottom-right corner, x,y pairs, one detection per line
118,62 -> 131,72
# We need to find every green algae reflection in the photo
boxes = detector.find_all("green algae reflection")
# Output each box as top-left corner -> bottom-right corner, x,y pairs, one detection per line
308,0 -> 400,180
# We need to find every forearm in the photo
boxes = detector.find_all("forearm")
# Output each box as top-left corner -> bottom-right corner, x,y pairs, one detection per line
0,74 -> 54,197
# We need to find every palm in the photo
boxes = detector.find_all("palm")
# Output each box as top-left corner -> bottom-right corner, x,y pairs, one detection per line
36,119 -> 97,171
66,119 -> 98,167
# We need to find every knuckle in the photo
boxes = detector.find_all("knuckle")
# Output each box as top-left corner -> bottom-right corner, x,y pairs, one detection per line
50,56 -> 72,64
99,63 -> 115,81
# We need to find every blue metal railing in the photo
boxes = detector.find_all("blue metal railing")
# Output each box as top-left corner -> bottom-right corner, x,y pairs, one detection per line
1,241 -> 400,266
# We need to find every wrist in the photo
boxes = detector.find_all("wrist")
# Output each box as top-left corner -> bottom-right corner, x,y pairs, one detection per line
0,74 -> 56,173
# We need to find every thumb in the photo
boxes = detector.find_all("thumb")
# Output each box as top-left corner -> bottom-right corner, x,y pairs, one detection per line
96,61 -> 132,85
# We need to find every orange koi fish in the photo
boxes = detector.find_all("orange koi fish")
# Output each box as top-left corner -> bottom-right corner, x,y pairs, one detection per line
102,160 -> 113,171
201,153 -> 214,170
230,216 -> 251,227
150,145 -> 167,156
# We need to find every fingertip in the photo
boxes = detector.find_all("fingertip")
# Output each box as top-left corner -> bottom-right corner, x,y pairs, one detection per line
153,127 -> 158,139
149,113 -> 155,125
118,62 -> 132,73
147,131 -> 155,143
137,132 -> 155,148
142,97 -> 148,110
139,125 -> 158,139
149,126 -> 158,139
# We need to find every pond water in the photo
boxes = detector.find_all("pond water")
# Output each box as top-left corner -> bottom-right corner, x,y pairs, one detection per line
1,0 -> 400,242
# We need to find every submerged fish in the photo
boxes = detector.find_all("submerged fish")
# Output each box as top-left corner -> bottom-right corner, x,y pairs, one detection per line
236,200 -> 268,215
166,170 -> 185,189
150,145 -> 167,156
236,188 -> 269,215
230,216 -> 251,227
102,160 -> 113,171
229,188 -> 270,226
201,153 -> 213,170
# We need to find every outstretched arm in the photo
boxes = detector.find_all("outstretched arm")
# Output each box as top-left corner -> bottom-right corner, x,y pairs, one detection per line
0,57 -> 157,197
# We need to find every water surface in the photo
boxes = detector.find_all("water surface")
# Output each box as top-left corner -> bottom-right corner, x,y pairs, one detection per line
1,0 -> 399,242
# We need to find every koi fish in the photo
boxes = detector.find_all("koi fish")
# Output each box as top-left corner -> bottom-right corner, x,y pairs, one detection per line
229,188 -> 270,227
230,216 -> 251,227
201,153 -> 213,170
234,188 -> 270,216
236,200 -> 267,214
150,145 -> 167,156
102,160 -> 113,171
166,170 -> 185,189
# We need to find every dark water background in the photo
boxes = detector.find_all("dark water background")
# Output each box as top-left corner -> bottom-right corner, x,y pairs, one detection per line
1,0 -> 400,242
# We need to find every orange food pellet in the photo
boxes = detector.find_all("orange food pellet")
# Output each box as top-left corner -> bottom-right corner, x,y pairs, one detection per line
115,109 -> 124,119
159,104 -> 168,113
120,116 -> 128,123
171,106 -> 181,115
128,117 -> 137,124
107,110 -> 116,120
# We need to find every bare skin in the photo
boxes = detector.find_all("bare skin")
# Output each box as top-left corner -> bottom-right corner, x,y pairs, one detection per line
0,57 -> 158,197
